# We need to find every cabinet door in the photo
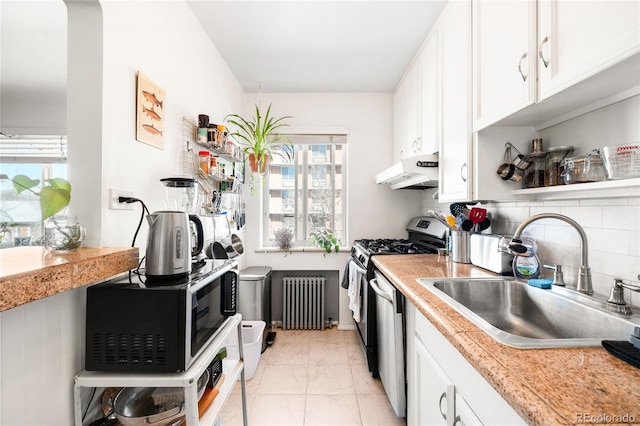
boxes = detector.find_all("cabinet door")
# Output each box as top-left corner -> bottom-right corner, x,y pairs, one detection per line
414,335 -> 453,426
438,0 -> 473,202
419,32 -> 439,156
404,63 -> 421,158
393,82 -> 405,163
473,0 -> 537,131
455,393 -> 483,426
537,0 -> 640,100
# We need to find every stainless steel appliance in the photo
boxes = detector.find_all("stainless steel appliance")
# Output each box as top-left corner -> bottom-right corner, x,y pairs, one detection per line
145,211 -> 204,282
371,269 -> 406,417
345,216 -> 448,416
85,259 -> 238,373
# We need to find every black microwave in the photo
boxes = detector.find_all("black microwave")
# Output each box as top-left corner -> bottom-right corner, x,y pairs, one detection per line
85,260 -> 238,373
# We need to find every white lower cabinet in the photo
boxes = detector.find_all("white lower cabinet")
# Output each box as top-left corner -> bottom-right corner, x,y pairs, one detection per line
406,303 -> 524,426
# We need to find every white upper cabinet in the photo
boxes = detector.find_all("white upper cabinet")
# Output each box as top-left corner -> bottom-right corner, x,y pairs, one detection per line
393,81 -> 405,163
404,64 -> 421,158
472,0 -> 537,131
393,62 -> 420,162
537,0 -> 640,100
473,0 -> 640,130
438,0 -> 473,202
419,32 -> 440,156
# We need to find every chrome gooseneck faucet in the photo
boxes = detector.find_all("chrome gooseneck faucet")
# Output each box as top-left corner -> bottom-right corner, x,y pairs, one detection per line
512,213 -> 593,295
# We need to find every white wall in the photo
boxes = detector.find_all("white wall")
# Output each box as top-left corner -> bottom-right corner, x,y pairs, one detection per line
69,0 -> 244,251
1,2 -> 245,425
238,92 -> 422,328
423,97 -> 640,305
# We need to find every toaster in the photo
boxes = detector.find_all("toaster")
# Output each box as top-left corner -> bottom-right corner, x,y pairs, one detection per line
469,234 -> 514,275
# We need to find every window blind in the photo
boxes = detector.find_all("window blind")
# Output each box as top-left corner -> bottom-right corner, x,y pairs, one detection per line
0,134 -> 67,163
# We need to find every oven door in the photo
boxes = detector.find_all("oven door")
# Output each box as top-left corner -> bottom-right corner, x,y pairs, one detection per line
186,263 -> 238,369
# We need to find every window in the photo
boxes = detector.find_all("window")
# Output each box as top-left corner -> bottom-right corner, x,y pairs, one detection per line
0,135 -> 68,243
263,134 -> 346,248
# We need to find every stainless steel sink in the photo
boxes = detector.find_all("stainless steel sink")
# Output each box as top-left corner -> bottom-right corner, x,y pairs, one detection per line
417,277 -> 640,349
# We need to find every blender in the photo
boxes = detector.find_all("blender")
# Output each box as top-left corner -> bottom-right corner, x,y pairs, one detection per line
160,177 -> 200,213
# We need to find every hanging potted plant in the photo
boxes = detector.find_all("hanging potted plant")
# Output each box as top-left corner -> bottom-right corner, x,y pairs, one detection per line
225,103 -> 294,176
0,174 -> 84,251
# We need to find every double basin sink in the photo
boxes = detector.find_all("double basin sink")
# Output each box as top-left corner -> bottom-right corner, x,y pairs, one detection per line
417,277 -> 640,349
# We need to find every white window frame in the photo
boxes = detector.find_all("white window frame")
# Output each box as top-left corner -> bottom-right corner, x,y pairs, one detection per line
262,131 -> 347,248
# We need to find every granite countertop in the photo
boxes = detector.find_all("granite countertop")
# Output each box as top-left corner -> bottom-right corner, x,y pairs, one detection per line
0,246 -> 139,312
373,254 -> 640,426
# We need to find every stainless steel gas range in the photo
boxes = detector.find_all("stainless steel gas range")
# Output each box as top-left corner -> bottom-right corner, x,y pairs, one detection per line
342,216 -> 448,377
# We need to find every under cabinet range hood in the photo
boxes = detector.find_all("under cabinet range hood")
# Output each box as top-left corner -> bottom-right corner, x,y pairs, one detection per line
375,154 -> 439,189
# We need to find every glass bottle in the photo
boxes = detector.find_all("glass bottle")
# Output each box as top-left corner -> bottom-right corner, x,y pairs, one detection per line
198,150 -> 210,174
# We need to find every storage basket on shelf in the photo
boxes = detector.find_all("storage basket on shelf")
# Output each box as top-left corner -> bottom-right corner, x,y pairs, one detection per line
224,320 -> 266,380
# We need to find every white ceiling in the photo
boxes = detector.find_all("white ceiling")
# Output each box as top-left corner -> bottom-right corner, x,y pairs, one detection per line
186,1 -> 447,93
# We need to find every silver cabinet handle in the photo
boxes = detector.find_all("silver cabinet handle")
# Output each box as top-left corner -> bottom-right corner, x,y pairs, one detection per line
460,163 -> 468,183
369,278 -> 393,303
539,36 -> 550,68
438,391 -> 448,421
517,52 -> 528,82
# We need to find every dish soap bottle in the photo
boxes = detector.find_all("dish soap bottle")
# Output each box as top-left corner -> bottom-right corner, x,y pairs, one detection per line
512,233 -> 541,279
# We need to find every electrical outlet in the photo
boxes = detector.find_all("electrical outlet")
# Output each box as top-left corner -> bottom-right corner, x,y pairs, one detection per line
109,189 -> 134,210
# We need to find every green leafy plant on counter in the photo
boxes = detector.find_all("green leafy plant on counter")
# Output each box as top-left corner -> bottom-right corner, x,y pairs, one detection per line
0,174 -> 71,220
310,229 -> 340,256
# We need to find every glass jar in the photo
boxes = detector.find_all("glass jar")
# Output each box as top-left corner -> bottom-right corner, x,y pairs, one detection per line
43,215 -> 86,252
545,145 -> 574,186
561,152 -> 606,184
198,150 -> 210,174
523,152 -> 547,188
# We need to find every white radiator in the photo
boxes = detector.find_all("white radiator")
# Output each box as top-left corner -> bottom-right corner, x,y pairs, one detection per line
282,276 -> 326,330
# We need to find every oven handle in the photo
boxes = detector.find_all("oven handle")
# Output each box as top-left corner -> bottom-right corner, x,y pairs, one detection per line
369,278 -> 393,303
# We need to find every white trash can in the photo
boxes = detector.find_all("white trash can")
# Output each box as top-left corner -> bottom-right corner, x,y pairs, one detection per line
225,320 -> 266,380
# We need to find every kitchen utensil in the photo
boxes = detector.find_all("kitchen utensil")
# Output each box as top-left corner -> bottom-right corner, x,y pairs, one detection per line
446,215 -> 457,230
145,211 -> 204,282
449,203 -> 467,218
461,219 -> 474,232
112,369 -> 209,426
477,217 -> 491,232
113,387 -> 185,426
212,233 -> 244,259
469,208 -> 487,224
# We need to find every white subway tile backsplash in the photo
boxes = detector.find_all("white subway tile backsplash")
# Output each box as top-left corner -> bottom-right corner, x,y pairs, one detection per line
561,206 -> 603,228
580,198 -> 630,206
424,192 -> 640,305
588,228 -> 630,255
543,199 -> 580,207
602,205 -> 640,231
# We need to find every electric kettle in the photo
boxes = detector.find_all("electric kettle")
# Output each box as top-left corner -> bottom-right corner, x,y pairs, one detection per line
145,211 -> 204,282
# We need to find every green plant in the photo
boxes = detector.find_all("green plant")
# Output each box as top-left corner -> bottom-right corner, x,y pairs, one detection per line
310,229 -> 340,256
225,103 -> 294,175
0,174 -> 71,221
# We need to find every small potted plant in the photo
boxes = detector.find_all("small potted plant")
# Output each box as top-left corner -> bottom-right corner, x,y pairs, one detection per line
310,229 -> 340,256
225,103 -> 294,176
0,174 -> 85,251
275,228 -> 294,254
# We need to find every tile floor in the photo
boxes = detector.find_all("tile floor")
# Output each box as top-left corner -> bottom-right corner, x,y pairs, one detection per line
219,327 -> 406,426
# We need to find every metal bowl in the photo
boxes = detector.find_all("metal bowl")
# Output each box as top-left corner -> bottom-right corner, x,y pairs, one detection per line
113,369 -> 209,426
